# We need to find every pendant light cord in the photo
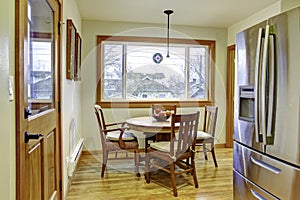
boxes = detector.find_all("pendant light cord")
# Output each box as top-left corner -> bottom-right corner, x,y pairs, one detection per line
164,10 -> 174,58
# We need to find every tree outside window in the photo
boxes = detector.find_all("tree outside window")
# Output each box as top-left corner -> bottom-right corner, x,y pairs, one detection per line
97,36 -> 215,108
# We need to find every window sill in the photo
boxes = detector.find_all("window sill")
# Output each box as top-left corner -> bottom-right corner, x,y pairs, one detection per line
96,100 -> 213,108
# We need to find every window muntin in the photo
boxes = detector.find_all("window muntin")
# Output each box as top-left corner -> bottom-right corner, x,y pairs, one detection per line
97,36 -> 215,108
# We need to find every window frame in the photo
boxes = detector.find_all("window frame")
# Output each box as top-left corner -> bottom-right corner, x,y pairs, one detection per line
96,35 -> 215,108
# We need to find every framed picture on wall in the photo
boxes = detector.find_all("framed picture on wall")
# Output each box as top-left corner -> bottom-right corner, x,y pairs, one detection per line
75,32 -> 81,81
66,19 -> 77,80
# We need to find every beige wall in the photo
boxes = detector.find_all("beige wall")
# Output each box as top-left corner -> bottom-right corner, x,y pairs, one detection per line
281,0 -> 300,11
80,20 -> 228,151
227,1 -> 300,45
227,2 -> 281,45
62,0 -> 82,198
0,0 -> 15,200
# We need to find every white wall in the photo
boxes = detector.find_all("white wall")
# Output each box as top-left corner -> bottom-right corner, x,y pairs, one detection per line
227,2 -> 281,45
281,0 -> 300,11
80,20 -> 228,151
62,0 -> 82,198
227,1 -> 300,46
0,0 -> 15,200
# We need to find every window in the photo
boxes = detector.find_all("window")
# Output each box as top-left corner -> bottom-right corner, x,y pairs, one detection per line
29,40 -> 53,99
97,36 -> 215,108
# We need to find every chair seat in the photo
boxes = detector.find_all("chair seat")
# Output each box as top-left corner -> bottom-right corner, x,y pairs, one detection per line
150,141 -> 178,153
106,140 -> 138,150
145,112 -> 200,197
196,131 -> 213,140
106,131 -> 136,141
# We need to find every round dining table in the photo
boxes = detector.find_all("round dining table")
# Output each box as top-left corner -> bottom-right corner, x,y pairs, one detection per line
126,116 -> 175,133
126,116 -> 179,152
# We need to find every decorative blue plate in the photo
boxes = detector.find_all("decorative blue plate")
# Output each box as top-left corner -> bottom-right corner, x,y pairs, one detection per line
153,53 -> 163,64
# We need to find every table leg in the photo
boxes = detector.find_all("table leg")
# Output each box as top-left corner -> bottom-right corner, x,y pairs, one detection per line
144,132 -> 156,153
145,136 -> 148,153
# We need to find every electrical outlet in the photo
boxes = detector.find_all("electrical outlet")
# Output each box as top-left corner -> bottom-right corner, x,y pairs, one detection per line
8,76 -> 14,101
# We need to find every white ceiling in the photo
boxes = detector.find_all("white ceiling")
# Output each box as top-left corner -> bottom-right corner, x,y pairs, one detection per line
76,0 -> 280,28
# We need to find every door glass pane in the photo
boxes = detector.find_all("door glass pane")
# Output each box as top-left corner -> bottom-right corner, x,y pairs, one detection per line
28,0 -> 54,115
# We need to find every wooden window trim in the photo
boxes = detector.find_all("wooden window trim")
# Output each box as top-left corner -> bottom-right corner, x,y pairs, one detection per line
96,35 -> 215,108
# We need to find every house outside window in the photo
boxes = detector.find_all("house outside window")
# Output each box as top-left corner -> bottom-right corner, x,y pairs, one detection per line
96,36 -> 215,108
29,41 -> 53,99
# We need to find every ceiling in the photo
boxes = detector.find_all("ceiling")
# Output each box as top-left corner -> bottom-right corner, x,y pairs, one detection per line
76,0 -> 280,28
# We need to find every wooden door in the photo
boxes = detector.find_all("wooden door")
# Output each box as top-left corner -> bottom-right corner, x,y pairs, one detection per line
16,0 -> 62,199
226,45 -> 235,148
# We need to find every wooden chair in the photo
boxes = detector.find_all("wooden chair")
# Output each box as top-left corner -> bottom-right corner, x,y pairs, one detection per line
145,112 -> 200,197
145,104 -> 177,148
94,105 -> 140,177
196,106 -> 218,167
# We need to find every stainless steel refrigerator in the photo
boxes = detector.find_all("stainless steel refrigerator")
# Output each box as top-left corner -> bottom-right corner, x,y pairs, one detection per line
233,6 -> 300,199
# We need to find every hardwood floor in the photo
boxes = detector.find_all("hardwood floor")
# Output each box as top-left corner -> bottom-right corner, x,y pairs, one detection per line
67,148 -> 233,200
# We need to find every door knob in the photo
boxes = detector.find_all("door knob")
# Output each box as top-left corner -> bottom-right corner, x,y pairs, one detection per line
24,131 -> 43,143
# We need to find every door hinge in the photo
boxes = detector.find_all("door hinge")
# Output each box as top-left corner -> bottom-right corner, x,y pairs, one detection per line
58,21 -> 62,35
58,101 -> 61,113
59,179 -> 62,191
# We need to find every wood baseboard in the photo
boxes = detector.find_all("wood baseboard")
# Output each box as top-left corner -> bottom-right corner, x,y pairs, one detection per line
215,143 -> 227,148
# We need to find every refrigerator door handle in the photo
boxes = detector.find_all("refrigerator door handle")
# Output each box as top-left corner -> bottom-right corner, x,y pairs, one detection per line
261,25 -> 269,145
250,188 -> 267,200
266,25 -> 276,144
262,25 -> 276,145
250,156 -> 281,174
254,27 -> 264,143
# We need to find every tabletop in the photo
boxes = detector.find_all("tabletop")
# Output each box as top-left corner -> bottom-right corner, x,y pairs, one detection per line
126,116 -> 177,133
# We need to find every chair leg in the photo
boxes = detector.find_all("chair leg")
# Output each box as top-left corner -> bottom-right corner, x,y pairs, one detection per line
203,143 -> 208,160
134,149 -> 141,177
101,151 -> 109,177
145,153 -> 150,183
191,157 -> 199,188
211,147 -> 218,167
170,162 -> 177,197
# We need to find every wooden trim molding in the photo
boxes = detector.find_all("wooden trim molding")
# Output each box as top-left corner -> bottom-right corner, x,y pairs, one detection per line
96,35 -> 216,108
226,44 -> 235,148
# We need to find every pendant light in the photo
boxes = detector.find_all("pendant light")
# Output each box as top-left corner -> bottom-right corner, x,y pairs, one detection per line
164,9 -> 174,58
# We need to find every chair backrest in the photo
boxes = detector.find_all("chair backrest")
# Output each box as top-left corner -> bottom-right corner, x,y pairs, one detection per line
94,105 -> 107,147
170,111 -> 200,158
203,106 -> 218,137
94,104 -> 107,129
152,104 -> 177,115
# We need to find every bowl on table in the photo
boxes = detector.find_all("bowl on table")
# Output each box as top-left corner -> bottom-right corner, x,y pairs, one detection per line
152,110 -> 171,121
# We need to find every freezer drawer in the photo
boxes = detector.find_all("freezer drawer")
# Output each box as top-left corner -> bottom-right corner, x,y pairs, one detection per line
233,170 -> 278,200
234,142 -> 300,199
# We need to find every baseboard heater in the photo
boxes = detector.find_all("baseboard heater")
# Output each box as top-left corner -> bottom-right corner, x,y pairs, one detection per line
68,138 -> 84,177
